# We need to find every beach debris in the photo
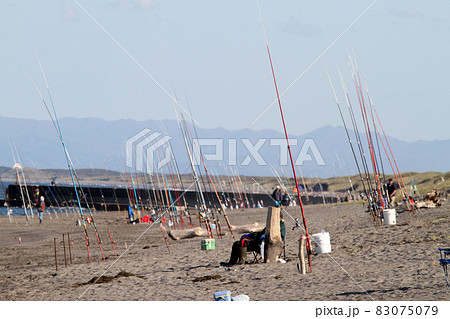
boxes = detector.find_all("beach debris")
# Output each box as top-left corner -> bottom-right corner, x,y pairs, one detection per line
231,295 -> 250,301
168,222 -> 263,241
18,237 -> 21,244
230,222 -> 264,234
168,227 -> 210,240
193,275 -> 221,282
416,191 -> 443,208
213,290 -> 231,301
201,238 -> 215,250
74,271 -> 145,287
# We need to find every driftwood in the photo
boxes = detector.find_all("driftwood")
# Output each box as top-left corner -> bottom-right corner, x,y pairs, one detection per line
168,227 -> 210,240
168,223 -> 264,240
416,201 -> 437,209
230,222 -> 264,234
264,207 -> 283,263
298,236 -> 307,274
416,191 -> 443,208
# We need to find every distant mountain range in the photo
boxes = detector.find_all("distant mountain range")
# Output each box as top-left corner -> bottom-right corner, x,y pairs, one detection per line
0,116 -> 449,178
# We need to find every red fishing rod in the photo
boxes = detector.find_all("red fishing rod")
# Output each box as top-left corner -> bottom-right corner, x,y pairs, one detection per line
350,60 -> 384,211
327,72 -> 379,227
368,90 -> 415,213
256,1 -> 312,270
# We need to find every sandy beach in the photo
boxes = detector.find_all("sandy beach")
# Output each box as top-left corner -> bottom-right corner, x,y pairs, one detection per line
0,199 -> 449,302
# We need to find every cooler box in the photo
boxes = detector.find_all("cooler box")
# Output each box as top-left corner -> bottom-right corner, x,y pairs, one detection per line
201,239 -> 215,250
214,290 -> 231,301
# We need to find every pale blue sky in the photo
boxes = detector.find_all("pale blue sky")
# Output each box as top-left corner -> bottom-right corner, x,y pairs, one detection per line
1,0 -> 449,142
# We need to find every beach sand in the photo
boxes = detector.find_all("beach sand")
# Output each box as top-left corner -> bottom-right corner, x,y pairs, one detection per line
0,199 -> 449,301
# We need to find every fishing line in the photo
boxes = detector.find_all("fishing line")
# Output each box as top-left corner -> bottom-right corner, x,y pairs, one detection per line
72,0 -> 199,126
251,0 -> 379,127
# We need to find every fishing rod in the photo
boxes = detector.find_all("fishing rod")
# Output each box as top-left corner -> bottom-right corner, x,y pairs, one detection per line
12,144 -> 36,219
24,161 -> 62,219
179,107 -> 232,237
141,171 -> 155,212
31,57 -> 109,260
162,150 -> 185,229
0,174 -> 13,223
315,176 -> 327,205
34,159 -> 75,216
176,106 -> 214,238
335,153 -> 356,199
364,84 -> 415,213
327,71 -> 380,226
256,0 -> 312,270
167,148 -> 193,228
242,174 -> 256,207
184,98 -> 216,212
219,163 -> 236,210
337,67 -> 373,191
281,165 -> 295,196
348,55 -> 384,210
296,164 -> 310,202
366,87 -> 386,187
155,148 -> 179,231
230,168 -> 244,208
337,65 -> 382,216
211,167 -> 230,211
235,169 -> 250,208
10,145 -> 30,221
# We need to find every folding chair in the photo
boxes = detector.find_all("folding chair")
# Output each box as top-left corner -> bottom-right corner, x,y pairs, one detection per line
251,251 -> 263,263
438,248 -> 450,287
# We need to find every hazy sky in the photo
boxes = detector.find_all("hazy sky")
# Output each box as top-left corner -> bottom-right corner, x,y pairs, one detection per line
1,0 -> 449,142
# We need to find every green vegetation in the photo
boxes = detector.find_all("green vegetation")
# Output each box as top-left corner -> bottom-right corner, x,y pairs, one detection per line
0,165 -> 448,197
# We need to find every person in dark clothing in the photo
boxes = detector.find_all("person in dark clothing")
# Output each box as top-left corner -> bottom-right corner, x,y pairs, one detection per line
272,186 -> 282,207
387,179 -> 396,207
281,192 -> 290,207
221,214 -> 286,266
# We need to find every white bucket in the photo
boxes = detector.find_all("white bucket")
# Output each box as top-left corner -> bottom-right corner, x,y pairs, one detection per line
383,209 -> 396,225
312,231 -> 331,254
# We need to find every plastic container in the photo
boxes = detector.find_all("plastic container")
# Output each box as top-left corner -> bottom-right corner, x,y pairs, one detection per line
232,295 -> 250,301
312,230 -> 331,254
214,290 -> 231,301
383,209 -> 396,225
201,239 -> 215,250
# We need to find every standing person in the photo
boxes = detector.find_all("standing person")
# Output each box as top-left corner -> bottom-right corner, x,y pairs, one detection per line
272,186 -> 282,207
36,188 -> 45,224
387,179 -> 397,207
